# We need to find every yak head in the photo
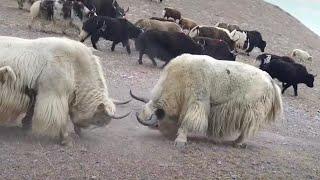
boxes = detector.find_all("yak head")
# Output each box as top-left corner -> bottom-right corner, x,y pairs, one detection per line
259,40 -> 267,52
130,90 -> 179,139
70,94 -> 131,130
304,73 -> 316,88
112,0 -> 129,18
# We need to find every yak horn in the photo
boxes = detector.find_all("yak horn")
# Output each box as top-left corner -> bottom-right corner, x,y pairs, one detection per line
125,7 -> 129,13
130,90 -> 149,103
112,99 -> 132,105
314,74 -> 317,77
109,111 -> 131,119
135,112 -> 158,126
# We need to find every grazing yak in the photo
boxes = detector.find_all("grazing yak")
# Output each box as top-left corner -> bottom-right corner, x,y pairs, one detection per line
291,49 -> 312,64
189,25 -> 236,51
163,7 -> 181,21
215,22 -> 240,32
131,54 -> 283,148
256,53 -> 315,96
134,19 -> 182,33
0,36 -> 130,145
178,17 -> 198,31
29,0 -> 91,33
135,30 -> 203,67
17,0 -> 35,10
150,17 -> 175,22
80,0 -> 129,18
135,30 -> 235,67
193,37 -> 236,61
79,16 -> 143,54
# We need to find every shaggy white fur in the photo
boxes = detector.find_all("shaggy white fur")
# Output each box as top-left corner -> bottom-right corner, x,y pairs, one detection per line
230,30 -> 248,51
138,54 -> 283,147
291,49 -> 312,64
0,66 -> 17,83
0,36 -> 116,143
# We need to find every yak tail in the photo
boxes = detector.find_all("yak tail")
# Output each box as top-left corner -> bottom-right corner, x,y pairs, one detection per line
267,80 -> 283,123
29,0 -> 41,19
0,66 -> 17,83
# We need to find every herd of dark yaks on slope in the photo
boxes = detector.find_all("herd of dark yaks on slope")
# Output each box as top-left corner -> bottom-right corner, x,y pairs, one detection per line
20,0 -> 316,96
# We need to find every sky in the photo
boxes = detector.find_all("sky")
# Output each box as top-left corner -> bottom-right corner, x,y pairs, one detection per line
265,0 -> 320,36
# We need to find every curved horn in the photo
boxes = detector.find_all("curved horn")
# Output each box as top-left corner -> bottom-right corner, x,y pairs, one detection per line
125,6 -> 129,13
113,99 -> 132,105
109,111 -> 131,119
314,74 -> 317,77
130,90 -> 149,103
135,112 -> 158,126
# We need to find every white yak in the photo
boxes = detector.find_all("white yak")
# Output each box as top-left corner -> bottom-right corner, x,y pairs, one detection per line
131,54 -> 283,148
0,36 -> 130,145
291,49 -> 312,64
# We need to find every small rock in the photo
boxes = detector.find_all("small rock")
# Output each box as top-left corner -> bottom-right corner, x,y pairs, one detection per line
217,160 -> 222,165
90,175 -> 97,180
231,174 -> 237,179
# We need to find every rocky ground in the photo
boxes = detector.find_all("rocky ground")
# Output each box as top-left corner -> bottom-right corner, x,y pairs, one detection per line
0,0 -> 320,179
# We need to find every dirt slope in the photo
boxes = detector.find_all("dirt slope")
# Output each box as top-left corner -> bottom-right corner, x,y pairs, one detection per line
0,0 -> 319,179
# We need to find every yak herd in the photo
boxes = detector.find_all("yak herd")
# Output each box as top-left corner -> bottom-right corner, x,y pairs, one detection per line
0,0 -> 315,147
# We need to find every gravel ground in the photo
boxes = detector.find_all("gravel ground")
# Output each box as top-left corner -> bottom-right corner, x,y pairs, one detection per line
0,0 -> 320,179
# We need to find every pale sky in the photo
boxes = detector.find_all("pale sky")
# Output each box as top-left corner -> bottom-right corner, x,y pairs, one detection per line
265,0 -> 320,35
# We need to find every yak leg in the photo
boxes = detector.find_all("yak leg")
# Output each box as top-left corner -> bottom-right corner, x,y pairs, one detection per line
138,50 -> 144,64
21,87 -> 37,130
59,124 -> 71,146
111,41 -> 119,52
123,41 -> 131,54
174,128 -> 188,149
32,66 -> 71,145
91,34 -> 100,50
147,55 -> 158,66
293,84 -> 298,96
233,132 -> 247,148
74,124 -> 82,137
281,83 -> 291,94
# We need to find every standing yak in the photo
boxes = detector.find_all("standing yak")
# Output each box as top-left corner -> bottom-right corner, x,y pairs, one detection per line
131,54 -> 283,149
0,36 -> 131,145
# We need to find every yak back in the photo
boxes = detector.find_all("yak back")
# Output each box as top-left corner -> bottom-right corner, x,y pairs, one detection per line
197,26 -> 235,50
193,37 -> 235,61
135,30 -> 203,60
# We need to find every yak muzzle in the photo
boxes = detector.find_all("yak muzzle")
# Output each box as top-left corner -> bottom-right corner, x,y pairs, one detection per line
135,112 -> 158,127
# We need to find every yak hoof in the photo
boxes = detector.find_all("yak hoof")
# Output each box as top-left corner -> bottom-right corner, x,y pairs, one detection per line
60,137 -> 72,146
74,125 -> 82,137
174,140 -> 187,150
232,142 -> 247,149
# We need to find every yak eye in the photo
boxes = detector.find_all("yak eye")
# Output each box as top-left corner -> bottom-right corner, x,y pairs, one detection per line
155,109 -> 165,120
